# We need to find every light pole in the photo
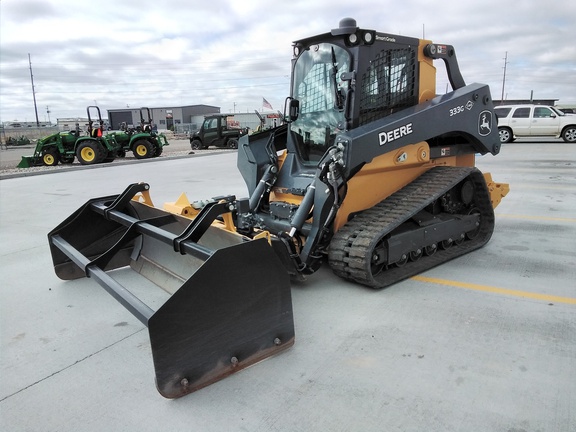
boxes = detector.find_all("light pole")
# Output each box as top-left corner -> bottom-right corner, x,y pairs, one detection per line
28,53 -> 40,126
500,52 -> 508,103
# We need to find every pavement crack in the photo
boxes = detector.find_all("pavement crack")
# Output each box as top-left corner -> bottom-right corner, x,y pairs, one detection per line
0,328 -> 145,403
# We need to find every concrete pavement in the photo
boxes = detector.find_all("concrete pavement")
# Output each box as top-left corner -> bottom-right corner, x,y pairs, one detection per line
1,144 -> 574,431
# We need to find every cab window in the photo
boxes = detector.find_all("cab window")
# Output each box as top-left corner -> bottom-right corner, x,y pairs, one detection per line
512,108 -> 530,118
204,118 -> 217,129
534,107 -> 554,118
494,107 -> 511,118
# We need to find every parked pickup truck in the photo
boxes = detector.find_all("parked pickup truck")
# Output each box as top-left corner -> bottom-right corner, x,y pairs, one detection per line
189,115 -> 248,150
495,104 -> 576,143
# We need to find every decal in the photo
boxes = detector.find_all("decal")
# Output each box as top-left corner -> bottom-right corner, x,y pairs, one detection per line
376,35 -> 397,42
478,110 -> 492,136
449,105 -> 465,116
436,45 -> 448,54
379,123 -> 413,145
451,101 -> 474,116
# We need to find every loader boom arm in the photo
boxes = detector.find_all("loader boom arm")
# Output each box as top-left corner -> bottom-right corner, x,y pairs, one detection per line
340,82 -> 499,175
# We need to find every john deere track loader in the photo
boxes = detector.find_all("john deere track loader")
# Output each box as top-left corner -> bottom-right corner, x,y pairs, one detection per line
48,18 -> 509,398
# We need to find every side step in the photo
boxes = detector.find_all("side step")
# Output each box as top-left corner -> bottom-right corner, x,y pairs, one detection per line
48,183 -> 294,398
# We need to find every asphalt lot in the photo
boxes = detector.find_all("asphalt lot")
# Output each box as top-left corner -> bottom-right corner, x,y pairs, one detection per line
1,142 -> 575,431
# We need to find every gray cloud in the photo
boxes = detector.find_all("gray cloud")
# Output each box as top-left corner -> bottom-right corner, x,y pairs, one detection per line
2,0 -> 59,21
1,0 -> 574,123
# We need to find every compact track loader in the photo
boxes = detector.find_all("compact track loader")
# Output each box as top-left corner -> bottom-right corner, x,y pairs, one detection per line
49,18 -> 509,398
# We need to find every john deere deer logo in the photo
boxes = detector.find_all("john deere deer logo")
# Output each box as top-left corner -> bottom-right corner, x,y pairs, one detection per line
479,111 -> 492,136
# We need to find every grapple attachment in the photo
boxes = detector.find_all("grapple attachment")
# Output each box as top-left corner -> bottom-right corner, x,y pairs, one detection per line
48,183 -> 294,398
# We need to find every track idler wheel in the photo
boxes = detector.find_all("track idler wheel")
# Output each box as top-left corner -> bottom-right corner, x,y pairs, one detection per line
440,239 -> 453,250
394,254 -> 408,268
410,249 -> 423,261
424,243 -> 437,256
466,207 -> 481,240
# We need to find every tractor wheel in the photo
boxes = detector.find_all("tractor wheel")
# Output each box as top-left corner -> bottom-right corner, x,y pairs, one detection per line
76,140 -> 105,165
190,139 -> 203,150
227,139 -> 238,149
154,145 -> 163,157
42,148 -> 59,166
133,139 -> 153,159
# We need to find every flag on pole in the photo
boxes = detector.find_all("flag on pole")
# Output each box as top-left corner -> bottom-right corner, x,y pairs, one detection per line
262,97 -> 273,110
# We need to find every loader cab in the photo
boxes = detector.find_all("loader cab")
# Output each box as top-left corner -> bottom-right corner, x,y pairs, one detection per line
238,18 -> 437,207
285,18 -> 421,168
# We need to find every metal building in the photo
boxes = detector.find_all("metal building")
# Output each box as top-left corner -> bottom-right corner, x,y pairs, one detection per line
107,105 -> 220,131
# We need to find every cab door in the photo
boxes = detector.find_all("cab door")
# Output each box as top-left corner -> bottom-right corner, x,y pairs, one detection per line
202,117 -> 219,146
530,106 -> 561,136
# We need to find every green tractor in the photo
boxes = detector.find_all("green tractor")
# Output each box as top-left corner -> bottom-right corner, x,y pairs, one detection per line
17,130 -> 79,167
109,107 -> 169,159
17,106 -> 122,168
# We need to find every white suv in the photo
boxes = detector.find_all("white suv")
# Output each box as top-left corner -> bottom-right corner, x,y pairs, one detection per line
494,104 -> 576,143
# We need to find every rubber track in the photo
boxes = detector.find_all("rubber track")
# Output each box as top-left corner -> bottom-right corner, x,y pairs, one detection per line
328,166 -> 495,288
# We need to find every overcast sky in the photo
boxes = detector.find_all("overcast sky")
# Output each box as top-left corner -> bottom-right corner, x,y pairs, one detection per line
1,0 -> 574,124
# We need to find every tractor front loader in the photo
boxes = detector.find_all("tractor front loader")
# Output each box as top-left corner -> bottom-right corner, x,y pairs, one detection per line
17,129 -> 80,168
48,18 -> 509,398
17,106 -> 121,168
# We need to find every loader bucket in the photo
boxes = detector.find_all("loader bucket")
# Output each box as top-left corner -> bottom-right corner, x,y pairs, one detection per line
17,156 -> 40,168
48,183 -> 294,398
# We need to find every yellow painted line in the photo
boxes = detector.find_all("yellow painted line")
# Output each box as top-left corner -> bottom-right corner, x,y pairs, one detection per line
411,275 -> 576,305
496,213 -> 576,223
